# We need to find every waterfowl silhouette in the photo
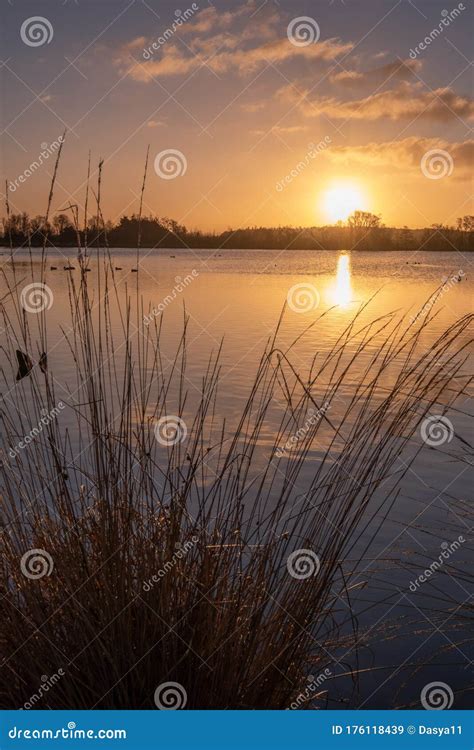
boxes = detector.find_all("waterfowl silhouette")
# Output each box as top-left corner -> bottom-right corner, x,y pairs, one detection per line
16,350 -> 33,381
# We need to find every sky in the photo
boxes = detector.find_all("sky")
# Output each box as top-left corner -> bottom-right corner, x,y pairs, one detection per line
0,0 -> 472,231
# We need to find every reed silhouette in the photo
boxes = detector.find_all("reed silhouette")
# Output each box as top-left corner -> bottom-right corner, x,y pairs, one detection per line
0,151 -> 471,709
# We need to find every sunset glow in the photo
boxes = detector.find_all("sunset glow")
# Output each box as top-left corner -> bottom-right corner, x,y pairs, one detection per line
1,0 -> 471,230
323,184 -> 368,224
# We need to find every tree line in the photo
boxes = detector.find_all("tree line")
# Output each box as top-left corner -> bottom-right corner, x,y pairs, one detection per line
2,210 -> 473,252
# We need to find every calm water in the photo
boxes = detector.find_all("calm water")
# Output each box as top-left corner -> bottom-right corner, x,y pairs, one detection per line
2,247 -> 470,398
1,247 -> 472,708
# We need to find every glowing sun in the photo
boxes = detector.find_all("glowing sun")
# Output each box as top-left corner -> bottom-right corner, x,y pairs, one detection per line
323,183 -> 367,223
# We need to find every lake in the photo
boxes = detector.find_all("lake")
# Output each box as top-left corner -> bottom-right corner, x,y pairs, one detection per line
0,247 -> 472,708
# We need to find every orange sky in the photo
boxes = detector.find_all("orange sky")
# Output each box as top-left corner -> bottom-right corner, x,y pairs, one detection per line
2,0 -> 472,231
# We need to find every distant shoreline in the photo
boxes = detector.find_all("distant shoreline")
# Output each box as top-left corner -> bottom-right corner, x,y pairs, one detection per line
2,212 -> 473,253
1,245 -> 472,253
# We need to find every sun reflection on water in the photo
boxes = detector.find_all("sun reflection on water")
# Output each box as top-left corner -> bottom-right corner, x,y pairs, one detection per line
330,253 -> 352,307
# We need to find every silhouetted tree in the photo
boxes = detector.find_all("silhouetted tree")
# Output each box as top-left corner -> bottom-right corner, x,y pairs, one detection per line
52,214 -> 72,234
348,211 -> 381,228
457,215 -> 474,232
1,211 -> 473,251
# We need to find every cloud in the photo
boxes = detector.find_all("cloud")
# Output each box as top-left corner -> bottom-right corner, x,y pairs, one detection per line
121,36 -> 353,81
326,136 -> 473,177
147,120 -> 166,128
123,36 -> 147,51
329,59 -> 422,87
251,124 -> 308,136
178,3 -> 254,35
116,1 -> 352,81
186,34 -> 240,57
241,102 -> 266,112
286,82 -> 474,122
179,6 -> 234,35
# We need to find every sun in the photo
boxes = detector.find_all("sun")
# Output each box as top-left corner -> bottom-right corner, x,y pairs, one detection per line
323,183 -> 367,223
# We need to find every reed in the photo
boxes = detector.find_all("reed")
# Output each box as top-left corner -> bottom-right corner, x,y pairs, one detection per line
0,158 -> 471,710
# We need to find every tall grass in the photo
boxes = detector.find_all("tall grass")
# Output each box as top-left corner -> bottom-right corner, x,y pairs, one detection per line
0,158 -> 471,709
